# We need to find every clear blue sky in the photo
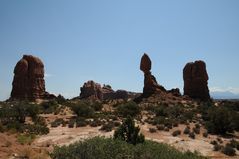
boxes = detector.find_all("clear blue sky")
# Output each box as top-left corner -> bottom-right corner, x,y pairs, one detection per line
0,0 -> 239,100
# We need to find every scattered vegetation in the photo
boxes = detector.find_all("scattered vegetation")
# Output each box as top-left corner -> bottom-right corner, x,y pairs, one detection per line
0,101 -> 49,135
51,137 -> 208,159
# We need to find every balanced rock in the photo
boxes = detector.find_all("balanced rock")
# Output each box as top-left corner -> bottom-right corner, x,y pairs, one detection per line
10,55 -> 52,100
183,60 -> 210,101
140,53 -> 165,97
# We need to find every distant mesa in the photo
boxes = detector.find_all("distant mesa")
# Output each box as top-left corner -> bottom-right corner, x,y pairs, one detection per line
80,80 -> 138,100
10,55 -> 55,101
183,60 -> 210,101
140,53 -> 166,97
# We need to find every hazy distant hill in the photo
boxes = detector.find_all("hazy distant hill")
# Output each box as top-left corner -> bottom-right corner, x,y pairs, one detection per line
211,91 -> 239,99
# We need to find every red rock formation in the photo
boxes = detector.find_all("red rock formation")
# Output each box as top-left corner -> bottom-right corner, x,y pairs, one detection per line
80,81 -> 137,100
140,53 -> 165,97
10,55 -> 53,100
183,60 -> 210,101
80,80 -> 103,100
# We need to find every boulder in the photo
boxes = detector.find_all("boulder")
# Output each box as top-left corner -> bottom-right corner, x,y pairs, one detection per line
183,60 -> 210,101
10,55 -> 53,100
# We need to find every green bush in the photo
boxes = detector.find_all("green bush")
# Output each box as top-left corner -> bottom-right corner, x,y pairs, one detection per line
149,128 -> 157,133
51,137 -> 208,159
116,101 -> 140,117
189,132 -> 195,139
205,106 -> 234,135
222,144 -> 236,156
193,127 -> 200,134
156,124 -> 165,131
91,101 -> 103,111
40,100 -> 60,114
0,102 -> 39,124
114,116 -> 144,145
17,134 -> 36,145
70,102 -> 94,118
172,130 -> 181,137
68,119 -> 75,128
100,122 -> 114,132
23,124 -> 49,135
51,118 -> 65,128
76,117 -> 87,127
203,132 -> 208,138
184,126 -> 190,134
228,139 -> 239,150
213,144 -> 222,151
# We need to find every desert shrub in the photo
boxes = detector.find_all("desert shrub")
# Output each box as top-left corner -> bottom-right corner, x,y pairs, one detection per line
40,100 -> 59,114
100,122 -> 114,132
222,144 -> 236,156
91,102 -> 103,111
114,116 -> 145,145
184,127 -> 190,134
154,104 -> 167,116
51,118 -> 65,128
210,140 -> 218,145
203,132 -> 208,138
17,134 -> 36,145
189,132 -> 195,139
56,94 -> 67,104
33,116 -> 47,126
228,139 -> 239,150
152,116 -> 166,125
90,119 -> 102,127
195,124 -> 200,129
205,106 -> 233,135
213,144 -> 223,151
68,119 -> 75,128
183,111 -> 194,121
216,138 -> 223,144
116,101 -> 140,117
172,122 -> 179,127
0,102 -> 39,124
172,130 -> 181,137
164,121 -> 173,129
114,121 -> 121,127
157,124 -> 165,131
76,117 -> 87,127
193,127 -> 200,134
149,128 -> 157,133
51,137 -> 208,159
167,105 -> 184,118
23,124 -> 49,135
0,122 -> 4,132
70,102 -> 94,118
164,127 -> 170,131
0,102 -> 49,135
